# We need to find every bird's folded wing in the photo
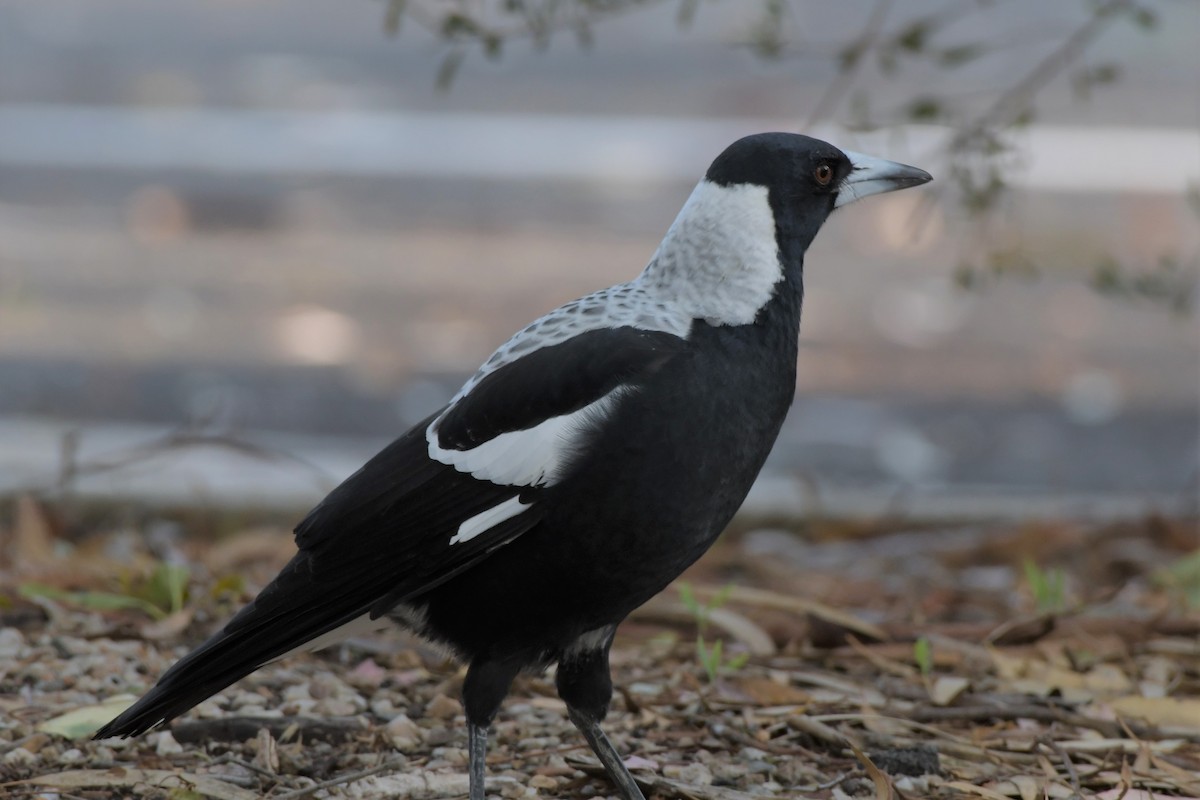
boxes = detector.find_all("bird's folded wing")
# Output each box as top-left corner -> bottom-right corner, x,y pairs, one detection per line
328,325 -> 690,612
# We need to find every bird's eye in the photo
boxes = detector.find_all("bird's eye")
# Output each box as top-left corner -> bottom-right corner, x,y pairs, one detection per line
814,164 -> 834,186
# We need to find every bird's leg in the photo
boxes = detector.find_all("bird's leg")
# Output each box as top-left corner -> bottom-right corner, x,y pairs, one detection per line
467,722 -> 488,800
462,657 -> 521,800
557,636 -> 647,800
566,705 -> 647,800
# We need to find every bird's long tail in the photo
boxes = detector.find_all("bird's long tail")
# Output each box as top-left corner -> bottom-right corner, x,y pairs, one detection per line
94,552 -> 378,738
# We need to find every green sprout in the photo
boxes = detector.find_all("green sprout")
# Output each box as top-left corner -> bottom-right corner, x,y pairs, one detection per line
677,582 -> 749,683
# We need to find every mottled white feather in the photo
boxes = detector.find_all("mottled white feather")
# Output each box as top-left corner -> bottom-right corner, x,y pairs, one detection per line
450,283 -> 690,403
640,181 -> 781,327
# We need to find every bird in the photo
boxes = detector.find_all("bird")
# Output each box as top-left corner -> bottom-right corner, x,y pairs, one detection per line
94,132 -> 931,800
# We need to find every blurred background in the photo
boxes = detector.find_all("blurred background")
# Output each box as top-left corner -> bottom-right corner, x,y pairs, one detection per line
0,0 -> 1196,518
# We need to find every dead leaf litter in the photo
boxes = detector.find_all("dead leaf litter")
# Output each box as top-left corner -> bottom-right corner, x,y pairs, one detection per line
1,496 -> 1197,799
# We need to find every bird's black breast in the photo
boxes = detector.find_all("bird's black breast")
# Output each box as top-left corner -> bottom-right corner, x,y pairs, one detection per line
418,282 -> 804,662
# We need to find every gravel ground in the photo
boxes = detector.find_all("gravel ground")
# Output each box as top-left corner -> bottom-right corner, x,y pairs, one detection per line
1,497 -> 1198,799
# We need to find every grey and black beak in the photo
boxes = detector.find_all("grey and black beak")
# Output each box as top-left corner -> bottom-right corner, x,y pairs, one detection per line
834,150 -> 932,208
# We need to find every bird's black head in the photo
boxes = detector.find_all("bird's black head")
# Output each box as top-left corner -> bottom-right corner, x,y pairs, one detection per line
640,132 -> 930,329
705,132 -> 932,259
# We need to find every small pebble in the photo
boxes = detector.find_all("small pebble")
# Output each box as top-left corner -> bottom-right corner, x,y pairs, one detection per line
3,748 -> 35,765
157,731 -> 184,756
387,714 -> 423,750
425,694 -> 462,719
59,748 -> 85,764
425,726 -> 455,746
0,628 -> 26,658
370,697 -> 397,717
529,774 -> 558,790
314,698 -> 358,716
664,762 -> 712,785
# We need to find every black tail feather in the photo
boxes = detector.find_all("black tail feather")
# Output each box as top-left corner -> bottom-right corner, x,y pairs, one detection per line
94,553 -> 371,739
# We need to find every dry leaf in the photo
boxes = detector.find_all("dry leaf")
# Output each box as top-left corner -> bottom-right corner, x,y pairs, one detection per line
140,607 -> 196,640
929,675 -> 970,706
205,527 -> 294,572
12,494 -> 57,570
1106,695 -> 1200,729
38,695 -> 137,739
1094,791 -> 1200,800
992,651 -> 1133,699
726,676 -> 810,706
21,768 -> 258,800
253,726 -> 279,774
849,742 -> 894,800
943,780 -> 1023,800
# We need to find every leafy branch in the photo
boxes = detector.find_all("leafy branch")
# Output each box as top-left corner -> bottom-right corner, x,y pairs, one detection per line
378,0 -> 1194,312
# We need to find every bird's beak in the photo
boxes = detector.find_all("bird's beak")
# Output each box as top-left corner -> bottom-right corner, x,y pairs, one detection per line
834,150 -> 932,208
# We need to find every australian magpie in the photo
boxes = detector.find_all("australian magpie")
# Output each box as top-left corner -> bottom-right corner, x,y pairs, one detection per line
95,132 -> 930,800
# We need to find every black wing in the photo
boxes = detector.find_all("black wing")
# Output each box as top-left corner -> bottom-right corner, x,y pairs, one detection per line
96,325 -> 688,737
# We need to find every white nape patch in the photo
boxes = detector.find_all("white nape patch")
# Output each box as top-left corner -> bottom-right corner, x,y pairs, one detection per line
451,495 -> 533,545
641,181 -> 781,327
266,613 -> 394,666
428,389 -> 623,488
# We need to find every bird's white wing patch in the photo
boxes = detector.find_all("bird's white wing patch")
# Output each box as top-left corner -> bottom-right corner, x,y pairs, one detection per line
451,495 -> 533,546
428,389 -> 622,488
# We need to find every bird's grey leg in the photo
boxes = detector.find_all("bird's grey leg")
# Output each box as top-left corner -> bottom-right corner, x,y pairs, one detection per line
556,632 -> 646,800
468,721 -> 488,800
566,705 -> 647,800
462,657 -> 521,800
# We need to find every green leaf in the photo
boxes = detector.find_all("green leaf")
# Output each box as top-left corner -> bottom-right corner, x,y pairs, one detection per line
726,652 -> 750,671
143,563 -> 190,615
895,20 -> 930,53
436,50 -> 467,92
706,638 -> 723,683
1154,549 -> 1200,609
938,44 -> 983,68
383,0 -> 407,36
838,41 -> 866,71
1132,7 -> 1157,29
913,637 -> 933,676
677,581 -> 698,615
441,12 -> 480,38
1022,558 -> 1066,612
906,96 -> 943,121
676,0 -> 699,29
709,584 -> 734,610
19,583 -> 165,620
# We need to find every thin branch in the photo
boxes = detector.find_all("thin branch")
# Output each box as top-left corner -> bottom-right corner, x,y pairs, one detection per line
805,0 -> 894,128
958,0 -> 1134,136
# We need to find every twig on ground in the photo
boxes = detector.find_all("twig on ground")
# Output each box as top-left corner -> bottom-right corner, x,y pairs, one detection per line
270,757 -> 407,800
1037,737 -> 1083,798
171,716 -> 368,745
906,704 -> 1200,744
